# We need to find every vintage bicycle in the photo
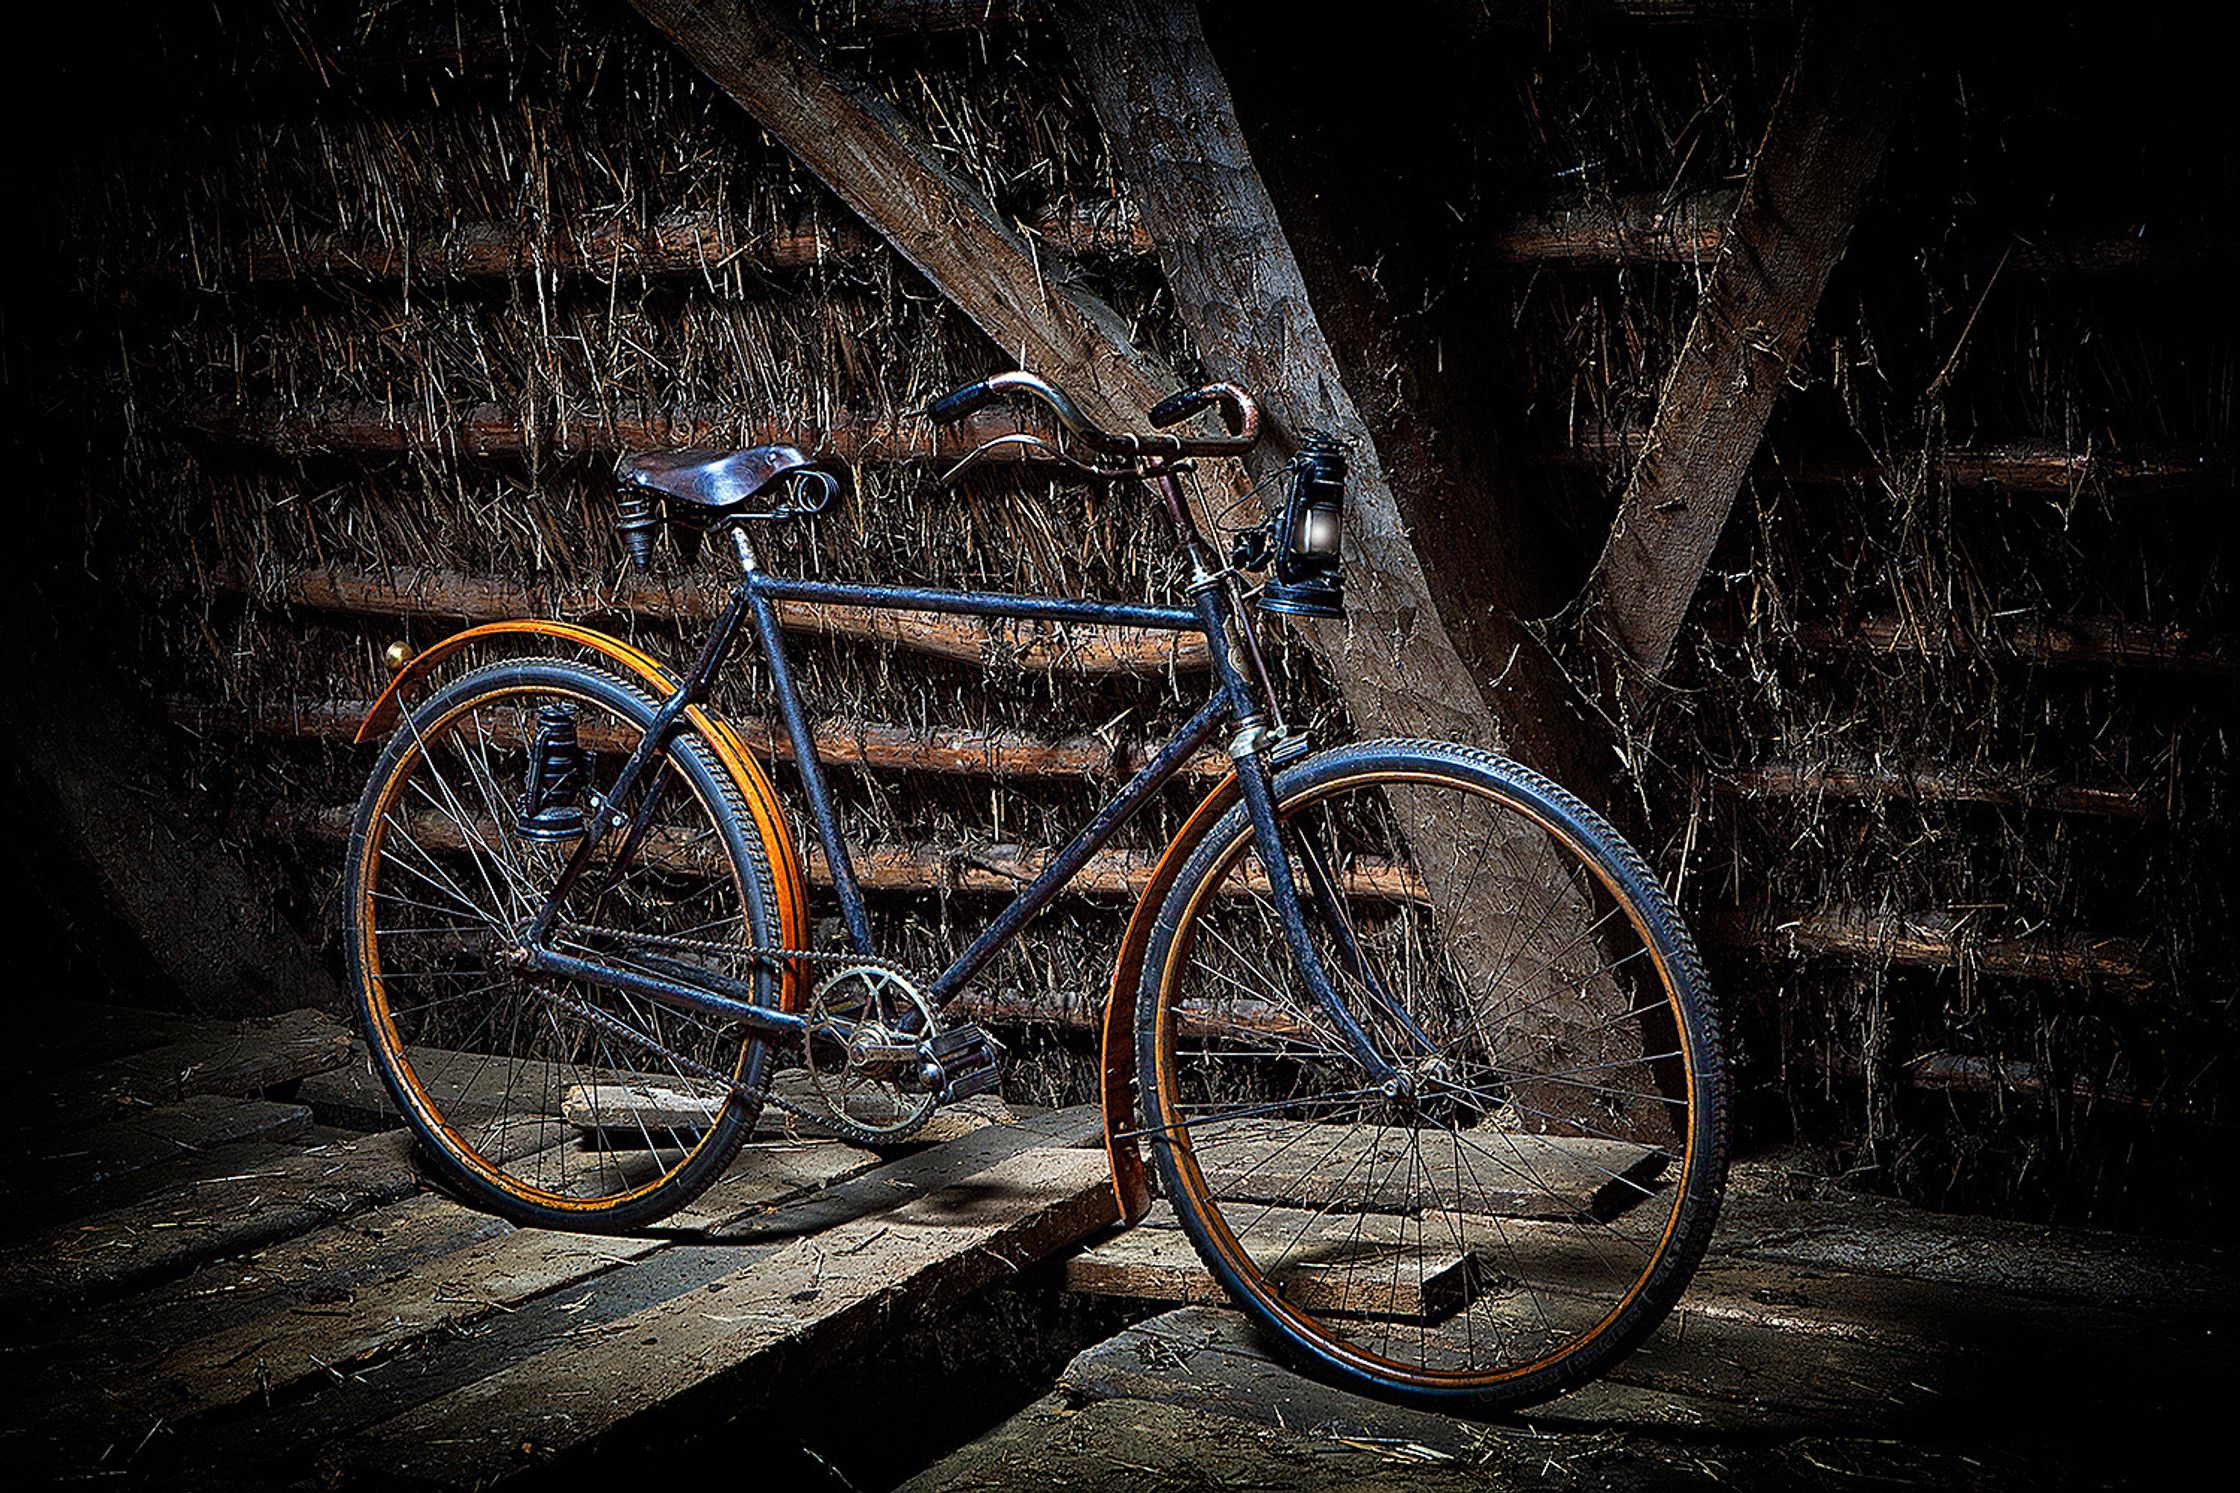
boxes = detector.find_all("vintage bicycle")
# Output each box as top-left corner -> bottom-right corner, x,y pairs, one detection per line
341,370 -> 1728,1410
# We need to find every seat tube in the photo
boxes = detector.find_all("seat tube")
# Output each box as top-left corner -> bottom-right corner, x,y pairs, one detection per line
734,532 -> 876,957
1194,584 -> 1397,1084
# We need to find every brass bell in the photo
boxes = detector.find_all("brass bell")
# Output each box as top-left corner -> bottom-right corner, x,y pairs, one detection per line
383,640 -> 413,674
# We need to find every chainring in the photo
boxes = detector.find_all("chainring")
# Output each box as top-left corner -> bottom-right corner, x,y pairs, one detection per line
802,964 -> 940,1143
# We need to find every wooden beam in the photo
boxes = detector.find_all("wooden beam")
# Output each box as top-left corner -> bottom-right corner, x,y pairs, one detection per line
293,806 -> 1421,902
196,563 -> 1209,675
183,398 -> 1038,466
1758,906 -> 2153,991
1487,189 -> 1738,267
173,693 -> 1226,780
620,0 -> 1190,446
1708,612 -> 2236,679
1725,758 -> 2161,820
1584,7 -> 1913,680
1548,429 -> 2234,494
1058,0 -> 1513,757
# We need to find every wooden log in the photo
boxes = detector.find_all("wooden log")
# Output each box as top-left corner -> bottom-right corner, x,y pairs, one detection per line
1486,189 -> 1738,267
1548,428 -> 2235,494
24,1008 -> 353,1138
1583,5 -> 1914,682
171,694 -> 1171,780
292,803 -> 1418,902
321,1141 -> 1118,1488
1067,1202 -> 1483,1321
182,397 -> 1036,465
240,562 -> 1211,675
1726,758 -> 2161,820
1728,612 -> 2237,679
1763,905 -> 2154,990
1062,0 -> 1519,759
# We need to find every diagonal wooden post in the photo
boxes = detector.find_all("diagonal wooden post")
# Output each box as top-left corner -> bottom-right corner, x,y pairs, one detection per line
1584,6 -> 1915,682
625,0 -> 1512,755
1053,0 -> 1517,754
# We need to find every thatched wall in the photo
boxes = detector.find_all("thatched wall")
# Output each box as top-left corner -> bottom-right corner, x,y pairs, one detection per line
11,0 -> 2233,1230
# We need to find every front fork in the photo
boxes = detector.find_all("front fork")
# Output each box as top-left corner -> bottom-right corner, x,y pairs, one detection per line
1192,579 -> 1434,1090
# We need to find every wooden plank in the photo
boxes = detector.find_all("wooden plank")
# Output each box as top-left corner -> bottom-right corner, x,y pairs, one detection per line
1067,1204 -> 1482,1321
1764,612 -> 2235,678
4,1000 -> 211,1083
1584,6 -> 1914,680
324,1141 -> 1119,1487
25,1008 -> 353,1137
127,1107 -> 1099,1483
2,1094 -> 311,1207
1184,1120 -> 1668,1221
13,1134 -> 887,1473
0,1128 -> 422,1316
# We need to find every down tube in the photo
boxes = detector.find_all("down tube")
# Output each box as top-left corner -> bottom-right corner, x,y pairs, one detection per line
924,692 -> 1235,1010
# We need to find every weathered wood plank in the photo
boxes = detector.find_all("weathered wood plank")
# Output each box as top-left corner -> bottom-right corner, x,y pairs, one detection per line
324,1142 -> 1118,1487
1727,757 -> 2160,820
130,1108 -> 1099,1482
2,1094 -> 312,1208
1762,905 -> 2153,990
24,1008 -> 354,1137
1067,1204 -> 1482,1321
1584,6 -> 1913,680
12,1134 -> 887,1474
5,1000 -> 211,1083
0,1129 -> 422,1315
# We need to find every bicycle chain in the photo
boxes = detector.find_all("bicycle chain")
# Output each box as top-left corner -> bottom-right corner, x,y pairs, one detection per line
536,924 -> 936,1145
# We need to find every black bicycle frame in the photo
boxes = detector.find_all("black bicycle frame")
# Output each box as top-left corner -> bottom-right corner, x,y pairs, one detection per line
516,496 -> 1401,1084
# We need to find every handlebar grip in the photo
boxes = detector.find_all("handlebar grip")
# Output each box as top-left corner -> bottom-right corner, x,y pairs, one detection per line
928,380 -> 996,425
1149,382 -> 1255,438
1148,386 -> 1217,429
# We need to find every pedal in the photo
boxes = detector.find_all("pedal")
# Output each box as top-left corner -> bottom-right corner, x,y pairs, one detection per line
924,1024 -> 1004,1105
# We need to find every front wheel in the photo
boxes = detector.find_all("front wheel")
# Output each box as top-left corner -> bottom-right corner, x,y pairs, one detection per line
1137,739 -> 1727,1410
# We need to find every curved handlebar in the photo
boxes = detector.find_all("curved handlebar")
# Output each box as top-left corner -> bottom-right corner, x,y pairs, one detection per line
927,370 -> 1260,459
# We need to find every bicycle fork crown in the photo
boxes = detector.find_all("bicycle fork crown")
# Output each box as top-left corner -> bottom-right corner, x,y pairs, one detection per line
516,702 -> 591,841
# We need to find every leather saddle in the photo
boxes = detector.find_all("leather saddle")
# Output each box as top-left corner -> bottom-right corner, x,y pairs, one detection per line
615,445 -> 845,515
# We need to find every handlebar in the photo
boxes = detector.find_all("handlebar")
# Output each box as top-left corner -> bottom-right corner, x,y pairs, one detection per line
926,370 -> 1261,461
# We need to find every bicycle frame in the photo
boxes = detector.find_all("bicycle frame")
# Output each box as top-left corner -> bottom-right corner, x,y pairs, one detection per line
510,469 -> 1402,1085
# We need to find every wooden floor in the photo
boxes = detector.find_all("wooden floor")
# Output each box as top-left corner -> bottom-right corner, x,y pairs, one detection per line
0,1002 -> 1116,1489
915,1156 -> 2240,1490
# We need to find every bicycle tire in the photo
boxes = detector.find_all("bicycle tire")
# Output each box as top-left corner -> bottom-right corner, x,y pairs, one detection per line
1136,738 -> 1727,1410
343,658 -> 785,1232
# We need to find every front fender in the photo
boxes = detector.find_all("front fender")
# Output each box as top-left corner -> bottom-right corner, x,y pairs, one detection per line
1101,769 -> 1243,1224
356,620 -> 809,1012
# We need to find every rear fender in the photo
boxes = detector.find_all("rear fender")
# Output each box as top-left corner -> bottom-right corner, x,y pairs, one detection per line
356,621 -> 809,1012
1101,770 -> 1243,1223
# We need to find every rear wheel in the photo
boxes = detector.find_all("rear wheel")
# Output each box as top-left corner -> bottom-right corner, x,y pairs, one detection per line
1137,740 -> 1726,1409
343,659 -> 785,1232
